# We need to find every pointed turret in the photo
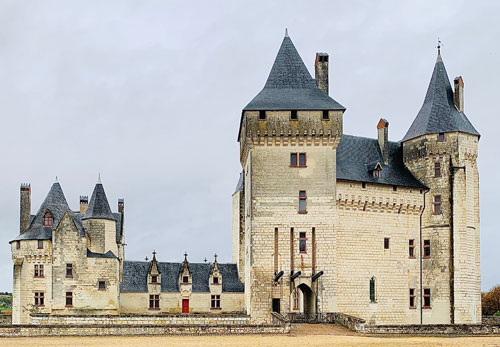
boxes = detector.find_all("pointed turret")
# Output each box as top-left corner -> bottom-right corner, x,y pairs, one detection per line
83,179 -> 114,220
402,51 -> 479,142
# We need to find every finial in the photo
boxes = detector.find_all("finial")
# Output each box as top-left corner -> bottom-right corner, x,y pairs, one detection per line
97,173 -> 102,184
285,28 -> 289,37
436,37 -> 442,56
184,252 -> 188,261
55,176 -> 58,183
145,256 -> 149,261
152,250 -> 157,259
214,253 -> 218,263
204,258 -> 207,263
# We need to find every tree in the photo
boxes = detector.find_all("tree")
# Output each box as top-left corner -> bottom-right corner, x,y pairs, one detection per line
482,285 -> 500,316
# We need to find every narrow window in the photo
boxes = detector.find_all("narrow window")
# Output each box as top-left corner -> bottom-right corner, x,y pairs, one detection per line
66,263 -> 73,278
298,191 -> 307,213
423,240 -> 431,258
293,290 -> 299,310
434,162 -> 441,177
151,275 -> 158,284
361,182 -> 366,189
37,240 -> 43,249
34,264 -> 44,278
409,239 -> 415,258
149,294 -> 160,309
423,288 -> 431,308
290,110 -> 298,120
183,276 -> 189,284
373,169 -> 380,179
34,292 -> 44,307
211,294 -> 221,309
65,292 -> 73,307
16,241 -> 20,250
437,133 -> 445,142
392,185 -> 397,192
409,288 -> 416,308
322,110 -> 330,120
384,238 -> 390,250
98,281 -> 106,291
299,232 -> 306,253
43,212 -> 53,227
298,153 -> 306,166
433,195 -> 442,214
274,227 -> 278,273
213,276 -> 219,284
290,153 -> 297,166
369,277 -> 376,303
34,264 -> 39,278
259,110 -> 266,120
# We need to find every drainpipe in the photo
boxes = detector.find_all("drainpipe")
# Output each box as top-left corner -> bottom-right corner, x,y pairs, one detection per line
420,189 -> 428,325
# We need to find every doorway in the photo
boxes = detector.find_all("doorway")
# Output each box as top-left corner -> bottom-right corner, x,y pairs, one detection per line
297,283 -> 315,314
182,298 -> 189,313
272,298 -> 280,313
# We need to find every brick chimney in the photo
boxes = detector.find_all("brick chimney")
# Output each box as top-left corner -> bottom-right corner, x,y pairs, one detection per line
377,119 -> 389,165
80,195 -> 89,214
315,53 -> 329,95
20,183 -> 31,234
454,76 -> 464,112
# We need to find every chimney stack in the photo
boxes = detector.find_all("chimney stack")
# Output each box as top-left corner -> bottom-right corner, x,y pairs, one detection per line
20,183 -> 31,234
377,119 -> 389,165
118,198 -> 124,214
454,76 -> 464,112
315,53 -> 329,95
80,195 -> 89,214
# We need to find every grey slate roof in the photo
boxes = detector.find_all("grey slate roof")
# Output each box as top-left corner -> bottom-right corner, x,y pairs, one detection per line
87,249 -> 118,259
120,260 -> 244,293
336,135 -> 426,189
113,212 -> 123,243
82,183 -> 114,220
234,172 -> 244,194
402,54 -> 479,141
243,35 -> 345,111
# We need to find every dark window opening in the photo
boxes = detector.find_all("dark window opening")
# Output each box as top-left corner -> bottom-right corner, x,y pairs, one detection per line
434,162 -> 441,177
392,185 -> 397,192
183,276 -> 189,284
149,294 -> 160,310
98,281 -> 106,291
423,240 -> 431,258
272,298 -> 280,313
38,240 -> 43,249
423,288 -> 431,308
65,292 -> 73,307
66,263 -> 73,278
409,288 -> 416,308
322,110 -> 329,120
437,133 -> 445,142
259,110 -> 266,120
373,169 -> 381,179
34,292 -> 44,307
213,276 -> 219,284
290,110 -> 298,120
384,238 -> 390,250
43,212 -> 53,227
16,241 -> 20,250
361,182 -> 366,189
409,239 -> 415,258
211,294 -> 221,309
369,277 -> 376,303
290,153 -> 297,166
298,191 -> 307,213
433,195 -> 442,214
299,232 -> 307,253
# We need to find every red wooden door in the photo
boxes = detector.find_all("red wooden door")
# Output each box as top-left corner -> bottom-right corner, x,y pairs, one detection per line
182,299 -> 189,313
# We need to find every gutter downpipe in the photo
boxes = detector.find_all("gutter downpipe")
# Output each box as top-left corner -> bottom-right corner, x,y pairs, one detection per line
420,189 -> 428,325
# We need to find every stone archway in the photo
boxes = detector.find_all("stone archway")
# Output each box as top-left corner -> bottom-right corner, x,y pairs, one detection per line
297,283 -> 315,314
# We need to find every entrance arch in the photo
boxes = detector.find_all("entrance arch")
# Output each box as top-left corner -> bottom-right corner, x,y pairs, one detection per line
297,283 -> 315,314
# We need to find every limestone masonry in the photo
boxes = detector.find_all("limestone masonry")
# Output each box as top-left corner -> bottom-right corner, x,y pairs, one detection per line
10,33 -> 480,326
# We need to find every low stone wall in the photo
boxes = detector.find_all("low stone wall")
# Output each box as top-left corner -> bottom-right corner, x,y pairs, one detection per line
0,315 -> 11,325
318,312 -> 366,331
361,324 -> 500,336
30,313 -> 250,326
483,316 -> 500,325
0,324 -> 287,337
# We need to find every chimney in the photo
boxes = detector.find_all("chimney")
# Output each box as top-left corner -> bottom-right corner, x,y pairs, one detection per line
118,198 -> 124,214
20,183 -> 31,234
315,53 -> 329,95
454,76 -> 464,112
377,119 -> 389,165
80,195 -> 89,214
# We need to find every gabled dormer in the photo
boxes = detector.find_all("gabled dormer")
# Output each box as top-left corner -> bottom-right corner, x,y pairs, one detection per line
179,252 -> 192,291
147,251 -> 161,292
367,161 -> 383,179
209,254 -> 222,288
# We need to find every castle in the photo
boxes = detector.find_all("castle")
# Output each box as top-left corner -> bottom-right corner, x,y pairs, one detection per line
11,33 -> 481,326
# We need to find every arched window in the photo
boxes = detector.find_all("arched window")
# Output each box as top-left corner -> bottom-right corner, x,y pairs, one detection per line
43,211 -> 53,227
369,277 -> 376,303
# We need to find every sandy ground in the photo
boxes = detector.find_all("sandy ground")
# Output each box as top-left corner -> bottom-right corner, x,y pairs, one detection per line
2,324 -> 500,347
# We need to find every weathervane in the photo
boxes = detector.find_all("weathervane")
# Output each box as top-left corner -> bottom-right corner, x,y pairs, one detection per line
436,37 -> 443,55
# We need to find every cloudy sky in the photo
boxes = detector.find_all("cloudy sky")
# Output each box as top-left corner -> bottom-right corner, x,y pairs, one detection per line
0,1 -> 498,292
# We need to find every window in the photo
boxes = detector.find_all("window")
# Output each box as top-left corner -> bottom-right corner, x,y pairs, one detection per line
322,110 -> 329,120
290,153 -> 306,167
437,133 -> 445,142
37,240 -> 43,249
369,277 -> 376,303
213,276 -> 219,284
299,232 -> 307,253
16,241 -> 20,250
293,290 -> 299,310
290,110 -> 298,120
66,263 -> 73,278
384,238 -> 390,250
43,212 -> 53,227
34,292 -> 44,307
151,275 -> 158,284
98,281 -> 106,291
259,110 -> 266,120
434,162 -> 441,177
433,195 -> 442,214
423,240 -> 431,258
373,169 -> 380,179
183,276 -> 189,284
149,294 -> 160,310
34,264 -> 44,278
392,185 -> 397,192
361,182 -> 366,189
423,288 -> 431,308
409,240 -> 415,258
298,191 -> 307,213
211,294 -> 221,309
65,292 -> 73,307
409,288 -> 416,308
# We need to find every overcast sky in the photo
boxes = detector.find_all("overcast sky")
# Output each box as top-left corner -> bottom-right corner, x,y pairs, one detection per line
0,1 -> 498,292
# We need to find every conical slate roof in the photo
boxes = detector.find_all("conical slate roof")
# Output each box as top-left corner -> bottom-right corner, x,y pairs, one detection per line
402,53 -> 479,142
83,183 -> 114,220
243,35 -> 345,111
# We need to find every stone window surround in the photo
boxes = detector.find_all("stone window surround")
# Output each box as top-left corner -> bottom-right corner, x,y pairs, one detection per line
210,294 -> 221,309
65,292 -> 73,307
423,288 -> 431,309
34,292 -> 44,307
34,264 -> 44,278
290,152 -> 307,167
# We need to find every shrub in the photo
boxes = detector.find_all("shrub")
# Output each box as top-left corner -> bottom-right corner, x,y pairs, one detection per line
482,285 -> 500,316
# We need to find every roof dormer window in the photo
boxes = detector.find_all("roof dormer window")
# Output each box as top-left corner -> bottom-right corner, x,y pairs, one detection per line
43,211 -> 53,227
373,168 -> 381,179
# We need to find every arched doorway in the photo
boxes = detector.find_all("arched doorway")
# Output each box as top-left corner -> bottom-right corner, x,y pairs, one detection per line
297,283 -> 315,314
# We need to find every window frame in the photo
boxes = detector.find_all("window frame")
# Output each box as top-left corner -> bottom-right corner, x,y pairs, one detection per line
290,153 -> 306,167
299,232 -> 307,254
213,276 -> 219,285
434,162 -> 441,178
37,240 -> 43,249
98,281 -> 106,291
149,294 -> 160,310
322,110 -> 330,121
66,263 -> 73,278
34,292 -> 45,307
433,195 -> 442,215
65,291 -> 73,307
423,288 -> 431,309
373,169 -> 381,179
182,275 -> 189,284
298,191 -> 307,214
437,132 -> 445,142
409,239 -> 415,258
423,239 -> 431,258
210,294 -> 221,309
34,264 -> 44,278
43,211 -> 53,227
151,275 -> 158,284
409,288 -> 416,309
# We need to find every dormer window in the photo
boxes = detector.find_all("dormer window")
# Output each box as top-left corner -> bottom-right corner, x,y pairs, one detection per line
151,275 -> 158,284
213,277 -> 219,285
373,168 -> 381,179
43,212 -> 53,227
183,276 -> 189,284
